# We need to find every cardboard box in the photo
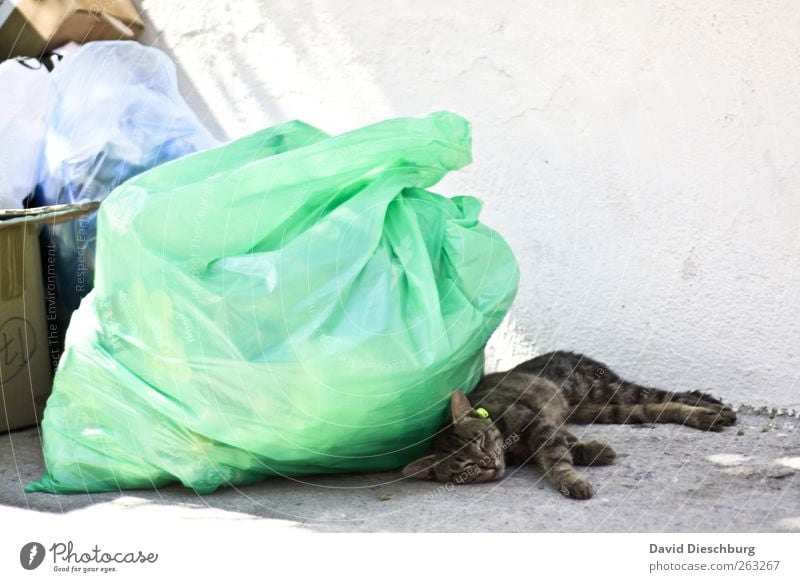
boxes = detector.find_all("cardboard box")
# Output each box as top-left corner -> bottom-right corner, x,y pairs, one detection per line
0,202 -> 98,433
0,0 -> 144,60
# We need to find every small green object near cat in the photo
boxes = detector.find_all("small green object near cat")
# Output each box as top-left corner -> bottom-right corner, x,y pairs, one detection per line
403,351 -> 736,500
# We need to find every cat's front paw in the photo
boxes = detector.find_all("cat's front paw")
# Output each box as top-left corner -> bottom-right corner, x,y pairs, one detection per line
571,440 -> 616,466
676,392 -> 737,427
558,477 -> 594,500
715,406 -> 737,426
687,407 -> 737,431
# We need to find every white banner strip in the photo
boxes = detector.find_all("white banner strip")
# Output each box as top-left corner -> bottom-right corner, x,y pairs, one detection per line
1,505 -> 798,581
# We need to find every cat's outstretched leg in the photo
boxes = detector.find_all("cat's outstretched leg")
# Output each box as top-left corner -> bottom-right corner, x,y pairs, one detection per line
587,381 -> 736,424
570,380 -> 736,430
569,402 -> 736,431
526,424 -> 594,499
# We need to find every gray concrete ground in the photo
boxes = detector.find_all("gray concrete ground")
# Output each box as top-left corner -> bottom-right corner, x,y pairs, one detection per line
1,408 -> 799,532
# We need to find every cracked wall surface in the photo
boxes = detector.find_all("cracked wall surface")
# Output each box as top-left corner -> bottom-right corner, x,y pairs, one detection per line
138,0 -> 800,412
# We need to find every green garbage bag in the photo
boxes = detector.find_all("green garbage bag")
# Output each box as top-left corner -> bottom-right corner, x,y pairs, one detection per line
27,112 -> 519,494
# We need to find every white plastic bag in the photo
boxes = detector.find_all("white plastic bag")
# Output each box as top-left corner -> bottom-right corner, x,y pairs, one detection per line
0,57 -> 51,209
0,44 -> 78,209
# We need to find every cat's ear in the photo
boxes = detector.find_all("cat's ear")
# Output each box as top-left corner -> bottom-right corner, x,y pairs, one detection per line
402,455 -> 439,480
450,390 -> 473,423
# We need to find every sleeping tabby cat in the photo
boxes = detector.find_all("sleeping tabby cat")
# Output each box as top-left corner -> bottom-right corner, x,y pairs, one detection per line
403,351 -> 736,499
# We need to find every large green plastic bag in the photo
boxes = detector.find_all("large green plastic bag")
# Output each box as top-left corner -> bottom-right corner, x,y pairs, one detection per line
28,112 -> 519,494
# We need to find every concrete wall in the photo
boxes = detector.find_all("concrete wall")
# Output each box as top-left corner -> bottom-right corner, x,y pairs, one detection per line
138,0 -> 800,412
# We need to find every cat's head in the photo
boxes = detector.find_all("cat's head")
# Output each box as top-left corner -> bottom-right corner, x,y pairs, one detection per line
402,390 -> 505,484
